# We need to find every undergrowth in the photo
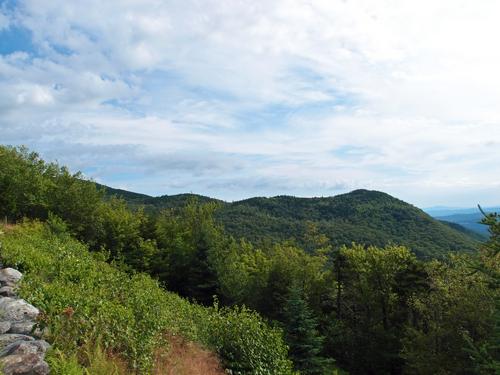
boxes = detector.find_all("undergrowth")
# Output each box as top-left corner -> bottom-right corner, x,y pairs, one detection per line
0,222 -> 293,374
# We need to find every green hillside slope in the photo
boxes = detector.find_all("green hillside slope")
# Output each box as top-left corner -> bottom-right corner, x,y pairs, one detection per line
0,223 -> 293,374
439,219 -> 488,240
107,188 -> 479,258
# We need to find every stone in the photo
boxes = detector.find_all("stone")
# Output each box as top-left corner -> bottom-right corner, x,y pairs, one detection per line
0,286 -> 16,297
0,269 -> 49,374
0,298 -> 39,322
0,321 -> 11,334
9,321 -> 36,336
0,334 -> 34,350
0,269 -> 22,286
0,353 -> 49,375
0,339 -> 50,357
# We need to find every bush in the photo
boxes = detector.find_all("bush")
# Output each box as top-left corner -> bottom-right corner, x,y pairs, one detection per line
202,303 -> 294,375
0,222 -> 293,374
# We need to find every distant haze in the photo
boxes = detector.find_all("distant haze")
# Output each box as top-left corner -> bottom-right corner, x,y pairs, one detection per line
1,1 -> 500,206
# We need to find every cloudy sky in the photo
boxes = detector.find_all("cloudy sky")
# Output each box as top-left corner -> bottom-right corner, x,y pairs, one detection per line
1,0 -> 499,206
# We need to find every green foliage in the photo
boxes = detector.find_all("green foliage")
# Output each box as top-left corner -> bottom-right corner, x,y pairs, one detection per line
153,200 -> 226,304
401,255 -> 496,375
47,344 -> 124,375
217,191 -> 479,258
108,188 -> 480,259
0,146 -> 53,220
1,145 -> 497,375
202,304 -> 294,375
0,145 -> 155,265
0,223 -> 293,374
282,285 -> 331,375
465,211 -> 500,374
323,245 -> 426,374
47,350 -> 85,375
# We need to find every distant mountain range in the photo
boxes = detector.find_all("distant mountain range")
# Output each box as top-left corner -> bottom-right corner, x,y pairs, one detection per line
423,206 -> 500,237
99,184 -> 482,259
424,206 -> 500,217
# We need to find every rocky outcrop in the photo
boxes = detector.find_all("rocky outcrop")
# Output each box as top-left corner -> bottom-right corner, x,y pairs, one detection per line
0,267 -> 49,375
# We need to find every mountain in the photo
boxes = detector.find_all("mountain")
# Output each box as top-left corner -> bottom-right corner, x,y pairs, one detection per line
103,187 -> 480,259
436,213 -> 491,237
424,206 -> 500,237
438,219 -> 487,240
95,183 -> 152,203
424,206 -> 500,217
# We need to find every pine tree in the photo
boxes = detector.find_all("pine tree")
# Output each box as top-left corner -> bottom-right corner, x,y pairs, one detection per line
282,284 -> 331,374
467,208 -> 500,374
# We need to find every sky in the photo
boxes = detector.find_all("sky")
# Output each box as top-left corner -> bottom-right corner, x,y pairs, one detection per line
1,0 -> 499,207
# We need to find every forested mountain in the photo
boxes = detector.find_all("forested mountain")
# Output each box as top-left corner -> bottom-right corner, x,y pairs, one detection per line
95,183 -> 152,202
439,219 -> 488,240
105,187 -> 480,259
1,145 -> 498,375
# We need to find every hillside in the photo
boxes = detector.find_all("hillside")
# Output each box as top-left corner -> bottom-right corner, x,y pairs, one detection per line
106,188 -> 480,258
436,212 -> 494,237
439,219 -> 488,240
1,145 -> 498,375
0,223 -> 293,374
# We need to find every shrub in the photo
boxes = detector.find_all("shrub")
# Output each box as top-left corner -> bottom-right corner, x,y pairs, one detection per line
202,304 -> 294,375
0,222 -> 293,374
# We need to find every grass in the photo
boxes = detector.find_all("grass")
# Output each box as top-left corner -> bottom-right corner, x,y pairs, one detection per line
153,335 -> 225,375
0,222 -> 293,374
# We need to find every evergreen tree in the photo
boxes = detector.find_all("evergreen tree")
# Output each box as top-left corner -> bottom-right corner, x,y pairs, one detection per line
282,284 -> 331,374
153,200 -> 222,304
467,209 -> 500,374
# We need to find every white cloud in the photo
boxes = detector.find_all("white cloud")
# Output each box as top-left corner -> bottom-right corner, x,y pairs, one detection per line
1,0 -> 500,206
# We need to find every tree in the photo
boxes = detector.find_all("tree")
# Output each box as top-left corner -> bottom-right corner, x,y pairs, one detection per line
153,200 -> 224,304
325,244 -> 425,374
282,284 -> 331,375
466,209 -> 500,374
401,253 -> 495,375
0,146 -> 51,220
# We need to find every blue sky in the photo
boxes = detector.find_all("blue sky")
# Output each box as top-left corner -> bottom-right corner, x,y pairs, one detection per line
1,0 -> 499,207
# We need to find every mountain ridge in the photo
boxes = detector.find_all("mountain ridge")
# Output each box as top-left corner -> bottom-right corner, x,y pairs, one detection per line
100,185 -> 480,259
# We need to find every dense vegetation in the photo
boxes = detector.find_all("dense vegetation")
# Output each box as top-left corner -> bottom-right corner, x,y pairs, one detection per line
0,145 -> 499,374
100,186 -> 480,259
0,222 -> 293,374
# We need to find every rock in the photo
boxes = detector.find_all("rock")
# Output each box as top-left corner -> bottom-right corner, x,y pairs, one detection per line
0,269 -> 22,286
0,353 -> 49,375
0,298 -> 39,322
0,334 -> 34,350
9,321 -> 36,336
0,339 -> 50,357
0,268 -> 49,374
0,321 -> 11,334
0,286 -> 16,297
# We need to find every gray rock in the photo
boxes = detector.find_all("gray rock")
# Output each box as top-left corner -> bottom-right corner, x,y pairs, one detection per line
0,298 -> 39,322
9,321 -> 36,336
0,269 -> 49,374
0,353 -> 49,375
0,286 -> 16,297
0,269 -> 22,286
0,339 -> 50,357
0,334 -> 34,350
0,321 -> 11,334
